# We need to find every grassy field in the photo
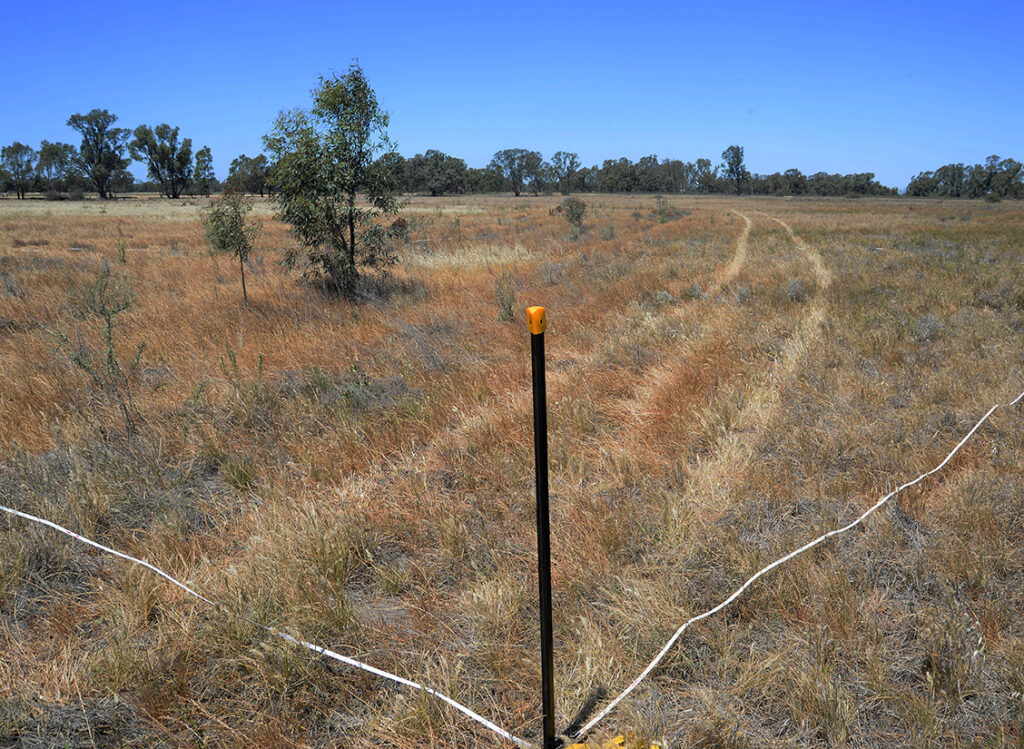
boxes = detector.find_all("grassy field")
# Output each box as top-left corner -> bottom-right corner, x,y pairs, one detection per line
1,193 -> 1023,747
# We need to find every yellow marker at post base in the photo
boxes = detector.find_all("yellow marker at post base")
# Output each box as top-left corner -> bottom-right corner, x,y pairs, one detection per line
526,305 -> 547,334
569,736 -> 662,749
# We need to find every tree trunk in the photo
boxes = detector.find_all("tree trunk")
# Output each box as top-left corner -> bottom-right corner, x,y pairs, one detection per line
348,200 -> 356,274
240,255 -> 248,305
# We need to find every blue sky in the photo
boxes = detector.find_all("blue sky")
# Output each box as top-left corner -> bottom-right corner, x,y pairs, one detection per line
1,0 -> 1021,189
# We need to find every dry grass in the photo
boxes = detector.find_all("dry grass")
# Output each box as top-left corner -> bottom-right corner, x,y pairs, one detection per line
1,193 -> 1023,747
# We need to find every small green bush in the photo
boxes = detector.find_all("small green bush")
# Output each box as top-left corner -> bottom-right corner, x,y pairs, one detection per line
204,193 -> 260,305
563,197 -> 587,238
53,262 -> 144,436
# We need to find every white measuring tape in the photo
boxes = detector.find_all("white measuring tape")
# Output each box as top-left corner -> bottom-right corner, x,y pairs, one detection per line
3,388 -> 1021,746
0,503 -> 533,748
574,388 -> 1024,740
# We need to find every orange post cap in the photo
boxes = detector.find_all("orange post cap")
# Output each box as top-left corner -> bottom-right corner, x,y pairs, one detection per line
526,306 -> 547,334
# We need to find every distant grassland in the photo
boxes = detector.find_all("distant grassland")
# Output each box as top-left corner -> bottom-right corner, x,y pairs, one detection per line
1,194 -> 1023,747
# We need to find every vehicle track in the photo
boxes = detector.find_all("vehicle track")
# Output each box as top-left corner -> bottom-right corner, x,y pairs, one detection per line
712,210 -> 750,290
354,210 -> 756,485
600,211 -> 752,446
683,211 -> 832,512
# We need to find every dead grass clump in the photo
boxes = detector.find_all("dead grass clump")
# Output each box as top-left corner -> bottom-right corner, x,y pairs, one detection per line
494,270 -> 518,322
4,697 -> 140,748
686,714 -> 749,748
1,272 -> 25,299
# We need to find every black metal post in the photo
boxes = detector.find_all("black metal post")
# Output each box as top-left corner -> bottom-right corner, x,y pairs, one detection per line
527,305 -> 556,749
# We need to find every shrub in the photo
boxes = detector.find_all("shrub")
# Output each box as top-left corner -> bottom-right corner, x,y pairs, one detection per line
204,192 -> 260,305
653,289 -> 676,307
52,262 -> 144,436
563,197 -> 587,238
655,196 -> 672,223
264,64 -> 400,292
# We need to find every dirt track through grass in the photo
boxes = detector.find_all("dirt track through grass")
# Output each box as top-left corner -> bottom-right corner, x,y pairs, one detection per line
366,207 -> 753,488
680,211 -> 832,513
596,210 -> 753,453
714,210 -> 750,288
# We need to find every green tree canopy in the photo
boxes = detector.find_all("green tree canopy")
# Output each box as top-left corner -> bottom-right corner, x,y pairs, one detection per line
694,158 -> 718,193
264,63 -> 401,292
67,109 -> 131,199
36,141 -> 82,193
721,145 -> 750,194
1,142 -> 37,199
129,124 -> 194,199
204,192 -> 260,304
226,154 -> 271,195
550,151 -> 582,194
193,146 -> 215,196
465,165 -> 506,193
406,150 -> 467,196
595,158 -> 639,193
489,148 -> 543,197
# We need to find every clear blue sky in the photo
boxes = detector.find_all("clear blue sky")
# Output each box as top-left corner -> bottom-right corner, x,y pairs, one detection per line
2,0 -> 1021,189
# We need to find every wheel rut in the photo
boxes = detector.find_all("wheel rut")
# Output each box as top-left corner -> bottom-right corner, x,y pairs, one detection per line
682,211 -> 832,512
349,210 -> 757,489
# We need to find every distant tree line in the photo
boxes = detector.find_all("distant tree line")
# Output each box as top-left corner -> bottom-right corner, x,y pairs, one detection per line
385,146 -> 900,198
0,110 -> 220,200
906,156 -> 1023,200
2,109 -> 1020,200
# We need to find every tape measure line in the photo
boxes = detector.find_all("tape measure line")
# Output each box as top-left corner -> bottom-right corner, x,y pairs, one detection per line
0,505 -> 217,607
573,387 -> 1024,740
0,503 -> 533,749
273,631 -> 533,748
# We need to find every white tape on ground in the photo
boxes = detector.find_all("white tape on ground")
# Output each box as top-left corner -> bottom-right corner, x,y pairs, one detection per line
0,503 -> 533,749
574,387 -> 1024,741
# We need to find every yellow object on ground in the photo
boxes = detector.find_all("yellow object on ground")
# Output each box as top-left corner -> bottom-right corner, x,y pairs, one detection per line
568,735 -> 663,748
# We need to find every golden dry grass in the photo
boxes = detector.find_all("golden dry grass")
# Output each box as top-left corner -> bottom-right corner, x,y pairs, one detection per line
1,193 -> 1023,747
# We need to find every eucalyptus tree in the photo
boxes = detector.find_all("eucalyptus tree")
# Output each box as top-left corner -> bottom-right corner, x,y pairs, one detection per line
67,109 -> 131,199
193,146 -> 215,196
550,151 -> 581,194
204,192 -> 259,305
1,142 -> 36,198
694,158 -> 718,193
226,154 -> 270,195
489,148 -> 543,197
406,149 -> 467,195
129,124 -> 193,198
37,141 -> 81,193
264,62 -> 400,292
721,145 -> 750,195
